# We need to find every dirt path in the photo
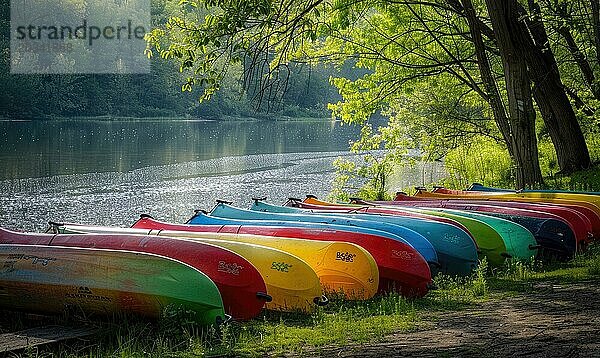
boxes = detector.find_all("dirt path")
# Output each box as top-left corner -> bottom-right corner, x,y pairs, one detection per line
308,281 -> 600,357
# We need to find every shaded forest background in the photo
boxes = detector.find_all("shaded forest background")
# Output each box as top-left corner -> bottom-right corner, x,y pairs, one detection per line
0,0 -> 344,119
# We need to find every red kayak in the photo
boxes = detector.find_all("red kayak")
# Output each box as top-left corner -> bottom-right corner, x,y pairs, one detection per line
355,198 -> 589,248
0,227 -> 270,320
418,188 -> 600,234
132,216 -> 432,297
393,192 -> 598,239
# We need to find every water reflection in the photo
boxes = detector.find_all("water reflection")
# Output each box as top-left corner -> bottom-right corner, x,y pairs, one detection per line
0,119 -> 357,179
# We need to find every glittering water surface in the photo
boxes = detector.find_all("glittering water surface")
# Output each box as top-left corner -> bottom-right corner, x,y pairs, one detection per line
0,119 -> 363,231
1,151 -> 363,231
0,119 -> 445,232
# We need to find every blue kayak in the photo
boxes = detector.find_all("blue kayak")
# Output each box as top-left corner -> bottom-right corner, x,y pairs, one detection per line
251,200 -> 479,276
191,203 -> 439,269
468,183 -> 600,196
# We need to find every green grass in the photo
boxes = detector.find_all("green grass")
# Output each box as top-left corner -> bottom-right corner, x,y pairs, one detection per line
487,244 -> 600,293
4,250 -> 600,357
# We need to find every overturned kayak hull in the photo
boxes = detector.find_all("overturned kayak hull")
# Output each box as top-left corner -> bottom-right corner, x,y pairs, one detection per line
253,200 -> 478,276
54,224 -> 324,313
2,227 -> 267,321
301,197 -> 507,267
468,183 -> 600,196
133,216 -> 432,297
411,190 -> 600,238
418,188 -> 600,220
361,199 -> 577,259
206,203 -> 440,270
0,242 -> 225,325
391,193 -> 596,240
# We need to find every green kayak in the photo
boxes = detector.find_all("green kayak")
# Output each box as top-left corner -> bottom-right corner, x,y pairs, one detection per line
381,206 -> 508,267
404,207 -> 538,262
0,243 -> 226,325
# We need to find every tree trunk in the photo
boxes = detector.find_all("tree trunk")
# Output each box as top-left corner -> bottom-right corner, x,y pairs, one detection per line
484,0 -> 544,188
555,25 -> 599,100
519,1 -> 591,173
592,0 -> 600,67
460,0 -> 513,158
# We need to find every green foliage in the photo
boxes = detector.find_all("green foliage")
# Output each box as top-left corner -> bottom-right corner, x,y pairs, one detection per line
329,136 -> 410,201
330,155 -> 393,201
144,0 -> 332,104
438,138 -> 514,190
586,254 -> 600,277
496,259 -> 540,282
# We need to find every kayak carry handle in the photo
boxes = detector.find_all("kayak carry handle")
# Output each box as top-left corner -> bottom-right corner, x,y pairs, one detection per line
414,187 -> 427,195
313,295 -> 329,306
500,252 -> 513,259
256,292 -> 273,302
216,314 -> 233,325
470,183 -> 483,189
305,194 -> 318,199
252,197 -> 267,202
139,214 -> 154,219
193,209 -> 209,214
46,221 -> 64,234
428,261 -> 442,269
287,197 -> 302,202
395,191 -> 408,196
215,199 -> 233,205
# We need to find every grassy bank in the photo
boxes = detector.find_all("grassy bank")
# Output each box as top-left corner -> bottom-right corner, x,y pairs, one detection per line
437,135 -> 600,191
6,249 -> 600,357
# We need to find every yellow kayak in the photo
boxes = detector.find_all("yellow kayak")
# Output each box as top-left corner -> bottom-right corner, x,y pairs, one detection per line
304,197 -> 358,207
184,238 -> 325,312
56,225 -> 325,313
163,232 -> 379,299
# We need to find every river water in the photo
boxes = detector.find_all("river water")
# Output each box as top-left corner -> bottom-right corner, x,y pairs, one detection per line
0,119 -> 355,231
0,119 -> 444,232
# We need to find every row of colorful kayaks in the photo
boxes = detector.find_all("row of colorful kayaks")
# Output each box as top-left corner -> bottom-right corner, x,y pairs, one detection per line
1,183 -> 598,325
